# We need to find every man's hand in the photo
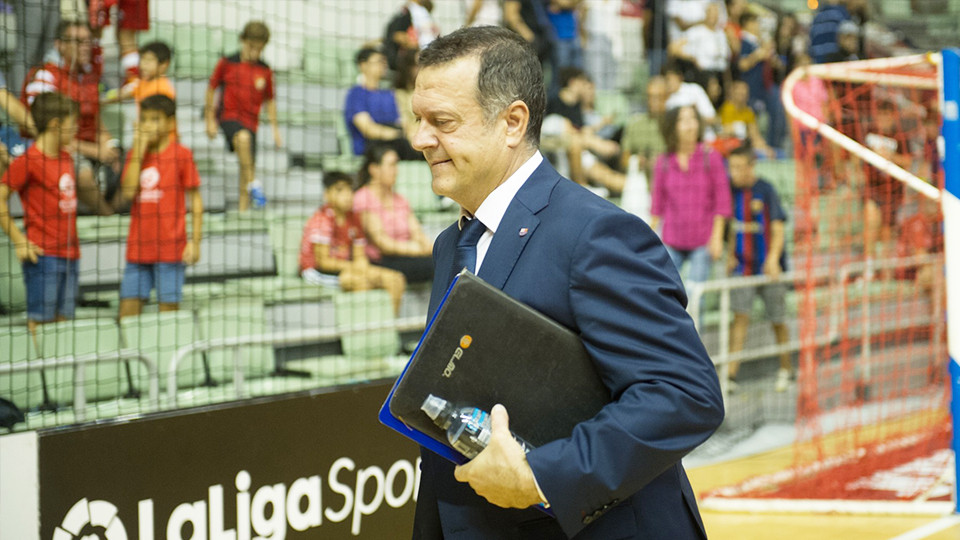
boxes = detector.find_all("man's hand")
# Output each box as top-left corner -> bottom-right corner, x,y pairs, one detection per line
15,240 -> 43,264
182,240 -> 200,265
453,404 -> 543,509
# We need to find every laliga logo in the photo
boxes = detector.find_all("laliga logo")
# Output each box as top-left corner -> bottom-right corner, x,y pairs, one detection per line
54,498 -> 128,540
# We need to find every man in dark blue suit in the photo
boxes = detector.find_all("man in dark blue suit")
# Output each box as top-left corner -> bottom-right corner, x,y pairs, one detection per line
410,26 -> 724,539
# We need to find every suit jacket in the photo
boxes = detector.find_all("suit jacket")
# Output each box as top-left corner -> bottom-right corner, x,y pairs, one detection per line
414,160 -> 724,540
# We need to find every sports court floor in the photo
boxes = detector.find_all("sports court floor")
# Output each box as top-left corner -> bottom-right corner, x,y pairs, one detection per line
689,444 -> 960,539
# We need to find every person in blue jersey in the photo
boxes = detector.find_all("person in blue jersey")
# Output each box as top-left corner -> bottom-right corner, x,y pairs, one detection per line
725,144 -> 791,392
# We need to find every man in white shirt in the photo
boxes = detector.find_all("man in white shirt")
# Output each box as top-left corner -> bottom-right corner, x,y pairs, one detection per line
669,1 -> 729,97
663,61 -> 717,137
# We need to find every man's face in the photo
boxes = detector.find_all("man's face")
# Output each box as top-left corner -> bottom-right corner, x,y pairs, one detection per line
647,79 -> 667,117
728,154 -> 755,189
139,110 -> 171,145
57,25 -> 93,68
411,57 -> 513,213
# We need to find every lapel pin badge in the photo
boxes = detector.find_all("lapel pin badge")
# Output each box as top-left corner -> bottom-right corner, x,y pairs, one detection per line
519,227 -> 528,237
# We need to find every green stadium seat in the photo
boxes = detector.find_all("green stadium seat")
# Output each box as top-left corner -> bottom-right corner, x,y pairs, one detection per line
302,37 -> 356,86
395,161 -> 439,214
593,89 -> 631,126
0,234 -> 27,313
0,326 -> 43,412
222,215 -> 338,304
196,298 -> 275,382
120,310 -> 203,392
284,289 -> 403,382
335,289 -> 400,359
36,319 -> 124,405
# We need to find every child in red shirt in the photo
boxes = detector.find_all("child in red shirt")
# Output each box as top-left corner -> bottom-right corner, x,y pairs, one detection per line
118,95 -> 203,319
205,21 -> 282,212
0,92 -> 112,331
300,172 -> 406,314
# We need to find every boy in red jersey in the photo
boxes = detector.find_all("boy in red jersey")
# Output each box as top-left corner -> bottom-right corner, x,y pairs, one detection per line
118,95 -> 202,318
205,20 -> 282,212
300,172 -> 406,314
0,92 -> 113,332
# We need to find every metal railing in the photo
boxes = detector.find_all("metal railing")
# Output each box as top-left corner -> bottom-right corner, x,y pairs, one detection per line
164,316 -> 426,406
0,350 -> 158,422
687,253 -> 945,397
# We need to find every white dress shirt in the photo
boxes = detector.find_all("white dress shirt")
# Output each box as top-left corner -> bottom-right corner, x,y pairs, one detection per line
459,151 -> 544,273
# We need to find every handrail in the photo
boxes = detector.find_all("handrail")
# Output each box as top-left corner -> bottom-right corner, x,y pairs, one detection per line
165,316 -> 426,406
687,254 -> 944,397
0,350 -> 159,422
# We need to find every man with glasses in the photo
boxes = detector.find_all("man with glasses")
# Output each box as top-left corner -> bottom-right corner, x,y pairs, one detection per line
21,20 -> 119,212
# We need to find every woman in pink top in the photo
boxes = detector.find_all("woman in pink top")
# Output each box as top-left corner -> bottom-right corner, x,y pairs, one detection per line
651,105 -> 732,289
353,144 -> 434,283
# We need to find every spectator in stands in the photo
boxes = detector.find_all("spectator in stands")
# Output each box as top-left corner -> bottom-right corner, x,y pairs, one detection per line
725,144 -> 791,392
667,1 -> 729,107
7,0 -> 60,100
0,72 -> 36,178
651,104 -> 731,292
541,67 -> 625,194
789,52 -> 830,185
87,0 -> 150,86
736,11 -> 774,116
345,46 -> 421,162
894,195 -> 943,308
862,99 -> 912,266
621,75 -> 668,178
22,20 -> 121,208
0,93 -> 112,333
723,0 -> 747,63
717,80 -> 775,158
394,50 -> 420,146
354,144 -> 434,284
205,21 -> 281,212
663,61 -> 717,135
503,0 -> 555,72
117,95 -> 202,319
104,41 -> 175,106
383,0 -> 441,71
545,0 -> 586,96
767,12 -> 805,151
465,0 -> 502,27
300,172 -> 407,314
823,19 -> 860,63
642,0 -> 670,77
808,0 -> 852,64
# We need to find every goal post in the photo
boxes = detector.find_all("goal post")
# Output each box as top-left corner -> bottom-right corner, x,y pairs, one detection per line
700,52 -> 954,515
942,47 -> 960,514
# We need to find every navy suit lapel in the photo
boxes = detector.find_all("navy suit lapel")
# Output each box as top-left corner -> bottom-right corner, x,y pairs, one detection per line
477,160 -> 559,291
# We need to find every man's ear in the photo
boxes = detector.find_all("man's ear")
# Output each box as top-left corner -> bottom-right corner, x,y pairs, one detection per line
503,100 -> 530,149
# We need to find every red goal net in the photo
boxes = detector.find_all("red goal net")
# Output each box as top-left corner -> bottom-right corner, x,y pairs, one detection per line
703,54 -> 950,513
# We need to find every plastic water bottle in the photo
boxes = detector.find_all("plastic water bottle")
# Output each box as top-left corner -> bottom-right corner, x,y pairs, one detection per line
421,394 -> 534,459
248,180 -> 268,209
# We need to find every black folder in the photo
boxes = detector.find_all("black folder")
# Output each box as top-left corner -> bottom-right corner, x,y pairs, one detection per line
379,270 -> 610,464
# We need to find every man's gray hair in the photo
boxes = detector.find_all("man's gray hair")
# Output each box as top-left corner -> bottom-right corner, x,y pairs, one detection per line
418,26 -> 545,148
